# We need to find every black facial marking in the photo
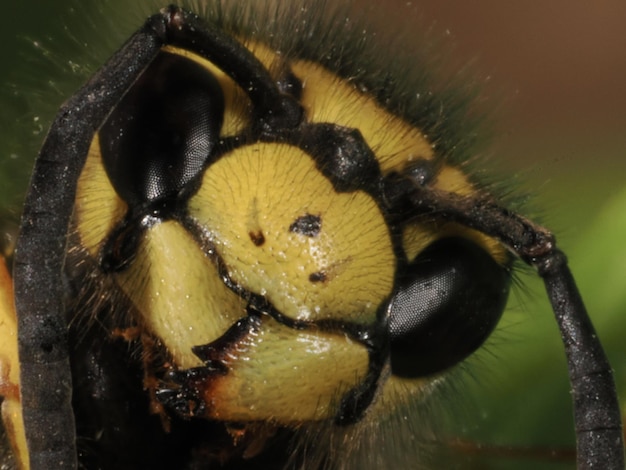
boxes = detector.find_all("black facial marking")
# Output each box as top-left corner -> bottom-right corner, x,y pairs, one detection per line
248,230 -> 265,246
308,271 -> 327,283
299,123 -> 382,194
289,214 -> 321,237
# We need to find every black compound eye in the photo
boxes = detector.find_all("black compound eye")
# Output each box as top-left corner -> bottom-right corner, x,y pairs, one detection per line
99,51 -> 225,205
389,237 -> 511,378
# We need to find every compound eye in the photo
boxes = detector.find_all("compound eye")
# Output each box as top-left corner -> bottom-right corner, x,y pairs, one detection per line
99,51 -> 225,205
389,237 -> 510,378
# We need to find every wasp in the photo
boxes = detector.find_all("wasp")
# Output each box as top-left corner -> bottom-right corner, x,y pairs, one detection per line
0,2 -> 623,469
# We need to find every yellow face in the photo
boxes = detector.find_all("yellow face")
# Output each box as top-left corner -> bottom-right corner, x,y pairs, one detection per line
71,41 -> 509,429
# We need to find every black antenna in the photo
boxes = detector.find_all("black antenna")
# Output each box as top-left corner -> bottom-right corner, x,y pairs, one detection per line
405,185 -> 625,469
14,17 -> 166,470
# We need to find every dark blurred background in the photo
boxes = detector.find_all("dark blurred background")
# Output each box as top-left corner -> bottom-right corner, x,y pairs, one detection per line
0,1 -> 624,468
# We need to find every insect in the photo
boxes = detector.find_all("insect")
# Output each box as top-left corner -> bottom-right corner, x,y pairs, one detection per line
1,1 -> 624,469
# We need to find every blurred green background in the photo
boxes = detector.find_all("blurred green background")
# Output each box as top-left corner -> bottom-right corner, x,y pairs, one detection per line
1,1 -> 624,468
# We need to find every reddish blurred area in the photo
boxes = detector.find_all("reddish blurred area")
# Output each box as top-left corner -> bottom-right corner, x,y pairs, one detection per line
419,2 -> 626,135
363,1 -> 626,172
